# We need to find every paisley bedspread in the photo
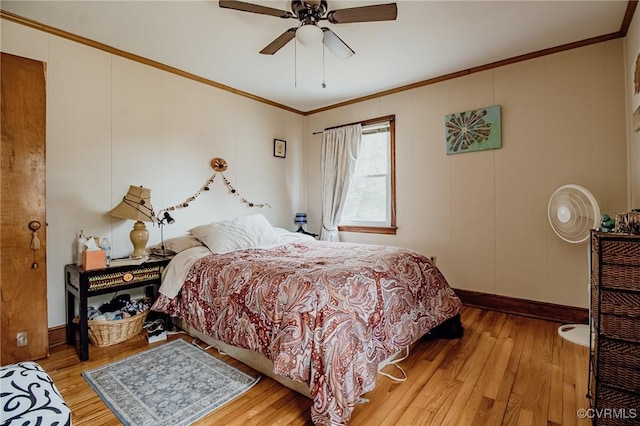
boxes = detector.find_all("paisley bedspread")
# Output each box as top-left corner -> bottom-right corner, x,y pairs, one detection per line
152,240 -> 462,425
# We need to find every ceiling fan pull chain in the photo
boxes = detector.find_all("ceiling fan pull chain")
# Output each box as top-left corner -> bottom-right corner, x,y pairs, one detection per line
294,40 -> 298,88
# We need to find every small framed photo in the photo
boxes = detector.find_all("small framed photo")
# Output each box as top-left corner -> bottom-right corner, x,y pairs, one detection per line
274,139 -> 286,158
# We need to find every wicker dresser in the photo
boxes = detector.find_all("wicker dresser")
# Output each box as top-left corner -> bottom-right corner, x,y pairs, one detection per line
589,231 -> 640,425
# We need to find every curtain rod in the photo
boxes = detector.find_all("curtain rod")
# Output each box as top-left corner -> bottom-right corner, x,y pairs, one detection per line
312,114 -> 395,135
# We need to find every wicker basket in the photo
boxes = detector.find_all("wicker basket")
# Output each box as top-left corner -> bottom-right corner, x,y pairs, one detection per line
84,310 -> 149,347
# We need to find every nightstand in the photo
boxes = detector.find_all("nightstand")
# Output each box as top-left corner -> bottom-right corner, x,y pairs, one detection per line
65,257 -> 171,361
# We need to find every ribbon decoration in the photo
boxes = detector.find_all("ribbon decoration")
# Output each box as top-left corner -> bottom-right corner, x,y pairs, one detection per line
161,158 -> 270,214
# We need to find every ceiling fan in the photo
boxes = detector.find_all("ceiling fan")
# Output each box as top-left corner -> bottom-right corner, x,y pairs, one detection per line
219,0 -> 398,60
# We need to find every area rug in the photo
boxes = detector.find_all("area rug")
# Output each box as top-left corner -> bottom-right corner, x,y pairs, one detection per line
82,338 -> 260,426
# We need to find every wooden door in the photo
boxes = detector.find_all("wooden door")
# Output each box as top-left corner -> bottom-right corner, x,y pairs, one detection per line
1,52 -> 48,364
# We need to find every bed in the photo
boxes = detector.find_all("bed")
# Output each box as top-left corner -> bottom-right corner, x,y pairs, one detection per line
151,214 -> 463,425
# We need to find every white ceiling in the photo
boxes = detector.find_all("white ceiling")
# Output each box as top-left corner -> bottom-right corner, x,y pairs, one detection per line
1,0 -> 630,113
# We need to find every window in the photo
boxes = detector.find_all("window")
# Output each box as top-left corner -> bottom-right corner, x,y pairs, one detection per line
339,115 -> 396,234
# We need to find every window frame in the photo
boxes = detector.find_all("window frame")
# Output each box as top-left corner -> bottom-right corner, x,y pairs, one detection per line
338,115 -> 397,235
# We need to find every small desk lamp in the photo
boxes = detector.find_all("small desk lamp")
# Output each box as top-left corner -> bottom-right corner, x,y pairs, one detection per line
108,185 -> 156,258
294,212 -> 307,233
157,211 -> 176,258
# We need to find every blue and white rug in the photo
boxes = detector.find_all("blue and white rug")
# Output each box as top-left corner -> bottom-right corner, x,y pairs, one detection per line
82,338 -> 260,426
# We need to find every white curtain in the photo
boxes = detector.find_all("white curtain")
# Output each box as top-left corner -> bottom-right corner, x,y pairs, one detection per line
320,124 -> 362,242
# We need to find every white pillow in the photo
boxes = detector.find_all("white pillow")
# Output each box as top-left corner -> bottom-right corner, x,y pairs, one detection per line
273,227 -> 317,242
150,235 -> 203,253
189,214 -> 283,254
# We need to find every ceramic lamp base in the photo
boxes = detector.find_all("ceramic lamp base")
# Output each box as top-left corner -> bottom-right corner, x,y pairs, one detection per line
130,221 -> 149,258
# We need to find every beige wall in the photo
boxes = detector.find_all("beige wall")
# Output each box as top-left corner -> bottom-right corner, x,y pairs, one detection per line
626,9 -> 640,208
1,16 -> 633,328
1,20 -> 306,328
305,40 -> 628,308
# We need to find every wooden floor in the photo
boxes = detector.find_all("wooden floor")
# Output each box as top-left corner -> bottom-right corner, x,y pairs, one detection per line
38,306 -> 591,425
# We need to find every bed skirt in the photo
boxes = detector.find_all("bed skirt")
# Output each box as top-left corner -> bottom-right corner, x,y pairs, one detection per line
174,318 -> 418,399
174,313 -> 463,399
176,318 -> 313,397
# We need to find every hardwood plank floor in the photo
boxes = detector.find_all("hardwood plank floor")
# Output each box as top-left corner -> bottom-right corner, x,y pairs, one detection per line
37,307 -> 591,425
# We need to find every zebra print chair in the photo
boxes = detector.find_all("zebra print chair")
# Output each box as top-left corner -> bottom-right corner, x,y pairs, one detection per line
1,361 -> 71,425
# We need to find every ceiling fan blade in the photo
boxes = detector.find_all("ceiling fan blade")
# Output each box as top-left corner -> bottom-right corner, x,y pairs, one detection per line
219,0 -> 294,18
327,3 -> 397,24
322,28 -> 355,60
260,28 -> 297,55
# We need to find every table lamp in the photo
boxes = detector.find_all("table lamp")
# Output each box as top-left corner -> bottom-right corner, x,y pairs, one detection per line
294,212 -> 307,233
108,185 -> 156,258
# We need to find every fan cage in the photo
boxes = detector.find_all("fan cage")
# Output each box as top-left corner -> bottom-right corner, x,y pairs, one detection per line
548,184 -> 601,244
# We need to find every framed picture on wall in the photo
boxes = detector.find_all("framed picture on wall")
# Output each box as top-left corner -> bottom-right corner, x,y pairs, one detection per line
632,50 -> 640,132
633,50 -> 640,112
274,139 -> 286,158
634,106 -> 640,133
444,105 -> 502,154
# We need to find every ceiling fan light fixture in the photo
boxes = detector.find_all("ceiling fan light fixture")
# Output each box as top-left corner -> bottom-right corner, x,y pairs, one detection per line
296,23 -> 323,47
220,0 -> 396,58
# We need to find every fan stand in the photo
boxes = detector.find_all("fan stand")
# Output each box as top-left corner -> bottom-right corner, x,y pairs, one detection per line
557,324 -> 590,347
548,184 -> 599,349
557,243 -> 593,348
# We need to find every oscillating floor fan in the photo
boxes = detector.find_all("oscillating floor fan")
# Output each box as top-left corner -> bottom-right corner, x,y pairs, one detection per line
548,184 -> 601,347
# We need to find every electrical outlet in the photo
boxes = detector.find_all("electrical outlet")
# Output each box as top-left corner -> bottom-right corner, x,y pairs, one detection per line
16,332 -> 27,346
429,256 -> 437,264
